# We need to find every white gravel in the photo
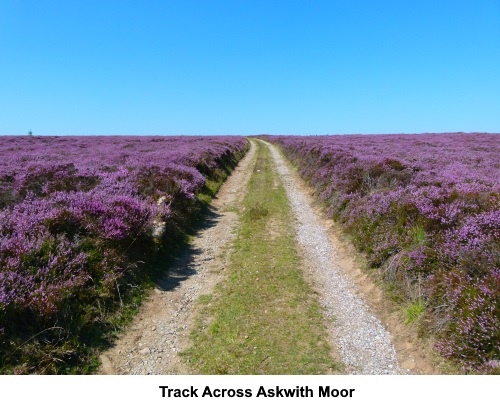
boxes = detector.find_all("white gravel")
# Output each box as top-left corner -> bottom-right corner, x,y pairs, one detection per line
265,140 -> 406,375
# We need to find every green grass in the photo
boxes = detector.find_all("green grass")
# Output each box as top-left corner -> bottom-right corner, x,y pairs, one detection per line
404,299 -> 426,325
183,141 -> 340,374
410,225 -> 427,247
198,294 -> 213,305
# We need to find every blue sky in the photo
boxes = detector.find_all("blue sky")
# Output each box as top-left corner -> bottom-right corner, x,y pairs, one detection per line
1,0 -> 499,135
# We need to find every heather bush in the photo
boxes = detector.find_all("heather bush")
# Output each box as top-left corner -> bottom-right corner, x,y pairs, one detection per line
264,133 -> 500,373
0,135 -> 247,373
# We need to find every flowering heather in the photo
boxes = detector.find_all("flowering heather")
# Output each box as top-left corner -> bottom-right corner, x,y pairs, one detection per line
264,133 -> 500,373
0,135 -> 247,373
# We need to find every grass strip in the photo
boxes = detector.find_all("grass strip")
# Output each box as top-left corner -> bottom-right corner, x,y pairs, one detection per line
183,141 -> 340,374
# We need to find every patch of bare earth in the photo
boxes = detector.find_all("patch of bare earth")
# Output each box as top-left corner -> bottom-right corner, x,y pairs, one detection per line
324,221 -> 442,374
98,142 -> 257,375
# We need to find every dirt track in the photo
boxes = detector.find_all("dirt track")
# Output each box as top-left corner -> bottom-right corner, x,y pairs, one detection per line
99,139 -> 437,374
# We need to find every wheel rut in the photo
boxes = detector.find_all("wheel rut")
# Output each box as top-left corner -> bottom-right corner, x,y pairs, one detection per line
98,141 -> 257,374
263,140 -> 406,374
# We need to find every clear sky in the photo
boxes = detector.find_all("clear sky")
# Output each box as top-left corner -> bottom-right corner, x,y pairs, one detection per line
1,0 -> 499,135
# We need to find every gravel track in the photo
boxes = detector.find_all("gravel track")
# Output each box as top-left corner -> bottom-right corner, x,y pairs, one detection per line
99,139 -> 407,375
264,140 -> 406,375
